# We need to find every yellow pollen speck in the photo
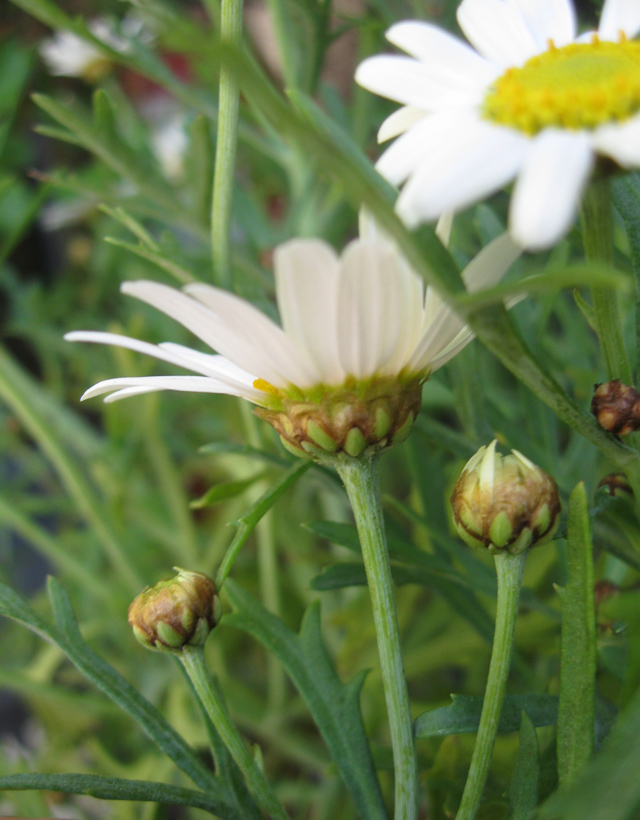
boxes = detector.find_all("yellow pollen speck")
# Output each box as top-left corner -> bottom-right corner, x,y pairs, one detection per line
483,39 -> 640,135
253,378 -> 281,396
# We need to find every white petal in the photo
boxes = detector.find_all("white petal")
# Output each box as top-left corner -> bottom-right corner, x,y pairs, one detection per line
158,343 -> 257,389
123,281 -> 311,389
335,240 -> 422,379
81,375 -> 259,403
386,21 -> 499,83
376,115 -> 454,187
409,232 -> 520,371
395,115 -> 527,226
599,0 -> 640,40
64,329 -> 246,381
592,114 -> 640,167
378,107 -> 427,143
457,0 -> 540,67
461,231 -> 523,291
355,55 -> 487,111
510,130 -> 594,251
274,239 -> 345,385
427,328 -> 476,372
506,0 -> 576,48
435,211 -> 454,247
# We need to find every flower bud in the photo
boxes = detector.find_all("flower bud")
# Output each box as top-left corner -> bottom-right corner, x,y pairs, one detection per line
597,472 -> 633,498
451,440 -> 560,554
128,569 -> 222,652
591,379 -> 640,436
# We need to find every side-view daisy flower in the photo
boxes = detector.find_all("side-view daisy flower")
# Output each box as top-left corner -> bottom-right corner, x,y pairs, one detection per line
355,0 -> 640,250
66,234 -> 519,458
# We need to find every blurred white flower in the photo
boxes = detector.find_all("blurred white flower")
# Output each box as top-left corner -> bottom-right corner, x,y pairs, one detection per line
356,0 -> 640,251
66,234 -> 519,455
151,115 -> 189,181
39,16 -> 148,80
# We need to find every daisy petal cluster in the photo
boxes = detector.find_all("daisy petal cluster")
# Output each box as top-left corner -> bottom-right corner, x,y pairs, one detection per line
66,234 -> 519,459
356,0 -> 640,251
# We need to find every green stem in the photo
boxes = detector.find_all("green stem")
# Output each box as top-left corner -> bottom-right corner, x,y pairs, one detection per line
335,455 -> 418,820
456,550 -> 526,820
212,0 -> 243,288
180,646 -> 290,820
581,178 -> 633,384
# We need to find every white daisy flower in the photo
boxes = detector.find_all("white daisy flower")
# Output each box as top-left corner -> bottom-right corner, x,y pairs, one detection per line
355,0 -> 640,251
66,234 -> 519,457
39,17 -> 137,81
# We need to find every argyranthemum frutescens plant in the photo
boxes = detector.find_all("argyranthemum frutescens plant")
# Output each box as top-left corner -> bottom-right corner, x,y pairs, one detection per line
66,231 -> 519,819
356,0 -> 640,250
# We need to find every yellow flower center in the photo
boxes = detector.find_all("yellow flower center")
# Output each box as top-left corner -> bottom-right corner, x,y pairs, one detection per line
483,38 -> 640,135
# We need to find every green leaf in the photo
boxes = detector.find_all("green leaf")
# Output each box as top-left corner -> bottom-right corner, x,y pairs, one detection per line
537,685 -> 640,820
0,774 -> 233,817
0,578 -> 230,800
103,237 -> 195,285
99,204 -> 160,250
199,441 -> 291,467
507,713 -> 539,820
31,92 -> 205,239
557,482 -> 597,787
191,475 -> 267,508
216,460 -> 311,587
224,581 -> 389,820
414,694 -> 559,738
453,264 -> 632,311
612,172 -> 640,369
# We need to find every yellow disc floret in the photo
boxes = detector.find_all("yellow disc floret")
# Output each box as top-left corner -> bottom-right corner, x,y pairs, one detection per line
483,38 -> 640,135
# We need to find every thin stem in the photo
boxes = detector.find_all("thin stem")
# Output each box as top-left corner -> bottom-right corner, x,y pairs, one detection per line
581,178 -> 633,385
181,646 -> 290,820
335,455 -> 418,820
456,550 -> 526,820
211,0 -> 243,288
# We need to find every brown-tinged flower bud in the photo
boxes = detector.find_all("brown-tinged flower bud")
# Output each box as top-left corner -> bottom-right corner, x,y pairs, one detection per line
128,569 -> 221,652
591,380 -> 640,436
597,472 -> 633,498
451,440 -> 561,554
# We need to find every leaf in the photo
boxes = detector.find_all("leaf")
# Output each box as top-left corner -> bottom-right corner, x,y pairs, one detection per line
104,237 -> 195,285
507,713 -> 539,820
537,684 -> 640,820
0,578 -> 230,801
224,581 -> 389,820
0,774 -> 233,817
453,263 -> 632,311
199,441 -> 291,468
557,482 -> 597,787
215,460 -> 311,587
191,475 -> 267,509
414,694 -> 559,738
99,204 -> 160,250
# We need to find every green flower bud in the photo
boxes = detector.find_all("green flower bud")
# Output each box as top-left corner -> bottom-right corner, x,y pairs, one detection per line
451,440 -> 560,554
128,569 -> 222,653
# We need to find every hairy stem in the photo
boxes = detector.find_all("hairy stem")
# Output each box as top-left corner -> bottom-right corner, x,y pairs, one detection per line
456,550 -> 526,820
335,455 -> 418,820
181,646 -> 290,820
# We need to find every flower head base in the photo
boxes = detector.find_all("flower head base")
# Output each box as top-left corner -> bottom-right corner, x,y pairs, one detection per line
128,569 -> 221,653
66,234 -> 520,460
356,0 -> 640,250
256,374 -> 423,459
451,441 -> 560,554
